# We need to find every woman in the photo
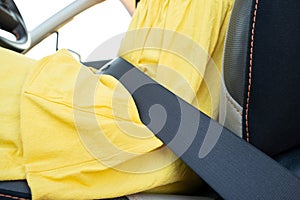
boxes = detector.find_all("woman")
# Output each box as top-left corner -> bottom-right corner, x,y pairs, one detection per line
0,0 -> 233,199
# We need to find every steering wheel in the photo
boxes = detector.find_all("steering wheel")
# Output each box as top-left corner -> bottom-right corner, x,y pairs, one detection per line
0,0 -> 30,53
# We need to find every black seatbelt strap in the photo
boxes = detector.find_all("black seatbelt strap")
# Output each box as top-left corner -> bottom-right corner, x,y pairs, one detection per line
99,58 -> 300,200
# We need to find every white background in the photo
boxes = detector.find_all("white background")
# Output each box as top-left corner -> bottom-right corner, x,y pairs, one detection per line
13,0 -> 132,60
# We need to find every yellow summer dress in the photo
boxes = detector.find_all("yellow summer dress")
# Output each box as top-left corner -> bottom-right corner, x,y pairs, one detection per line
0,0 -> 233,199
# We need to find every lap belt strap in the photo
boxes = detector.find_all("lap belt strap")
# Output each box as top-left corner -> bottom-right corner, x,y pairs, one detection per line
99,57 -> 300,200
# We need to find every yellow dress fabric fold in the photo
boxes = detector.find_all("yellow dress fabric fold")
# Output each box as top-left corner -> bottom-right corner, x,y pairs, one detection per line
0,47 -> 35,180
0,0 -> 233,199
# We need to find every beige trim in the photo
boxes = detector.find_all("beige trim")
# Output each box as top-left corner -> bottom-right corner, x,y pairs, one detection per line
219,78 -> 243,138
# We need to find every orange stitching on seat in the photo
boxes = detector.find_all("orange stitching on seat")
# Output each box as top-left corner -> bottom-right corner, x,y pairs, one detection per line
0,193 -> 29,200
246,0 -> 259,143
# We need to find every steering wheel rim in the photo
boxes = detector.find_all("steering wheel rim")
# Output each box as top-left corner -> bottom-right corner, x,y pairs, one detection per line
0,0 -> 30,53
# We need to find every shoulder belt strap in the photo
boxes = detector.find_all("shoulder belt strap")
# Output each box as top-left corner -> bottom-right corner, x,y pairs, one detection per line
99,57 -> 300,200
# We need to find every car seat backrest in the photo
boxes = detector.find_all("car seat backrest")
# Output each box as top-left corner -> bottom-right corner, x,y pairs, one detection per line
221,0 -> 300,156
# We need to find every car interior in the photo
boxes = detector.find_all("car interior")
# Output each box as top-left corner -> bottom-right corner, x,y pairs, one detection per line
0,0 -> 299,199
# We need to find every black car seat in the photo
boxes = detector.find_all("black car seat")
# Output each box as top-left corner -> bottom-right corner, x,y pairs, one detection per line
0,0 -> 299,199
221,0 -> 300,173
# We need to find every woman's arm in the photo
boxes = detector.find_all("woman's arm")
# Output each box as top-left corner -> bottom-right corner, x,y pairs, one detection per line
120,0 -> 135,16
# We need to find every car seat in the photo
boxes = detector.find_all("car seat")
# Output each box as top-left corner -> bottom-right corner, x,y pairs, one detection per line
0,0 -> 299,199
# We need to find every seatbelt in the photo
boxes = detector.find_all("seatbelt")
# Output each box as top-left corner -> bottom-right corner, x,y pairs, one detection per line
99,58 -> 300,200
